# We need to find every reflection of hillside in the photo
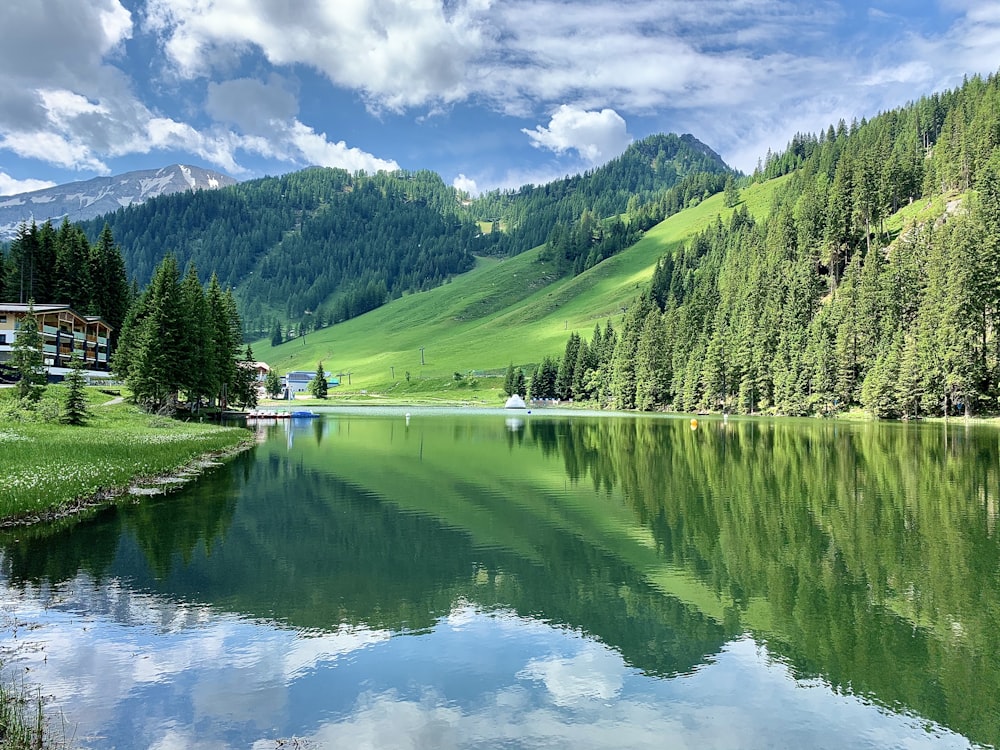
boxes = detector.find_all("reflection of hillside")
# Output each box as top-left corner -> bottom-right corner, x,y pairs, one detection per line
2,413 -> 997,746
0,431 -> 729,679
523,417 -> 1000,748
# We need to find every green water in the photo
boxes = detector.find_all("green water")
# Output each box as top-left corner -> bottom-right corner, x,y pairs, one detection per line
1,409 -> 997,748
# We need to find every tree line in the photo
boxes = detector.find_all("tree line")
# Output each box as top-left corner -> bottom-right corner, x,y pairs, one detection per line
0,221 -> 131,337
82,168 -> 491,339
535,72 -> 1000,418
112,254 -> 257,413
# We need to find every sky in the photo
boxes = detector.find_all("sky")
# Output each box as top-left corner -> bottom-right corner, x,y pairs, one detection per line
1,1 -> 999,198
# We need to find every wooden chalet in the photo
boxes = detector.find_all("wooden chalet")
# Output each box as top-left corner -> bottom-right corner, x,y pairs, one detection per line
0,303 -> 113,374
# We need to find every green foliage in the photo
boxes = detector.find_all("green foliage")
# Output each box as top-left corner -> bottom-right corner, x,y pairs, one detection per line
10,300 -> 45,402
309,361 -> 328,399
62,359 -> 89,425
1,220 -> 131,332
539,72 -> 1000,418
83,169 -> 488,335
475,133 -> 733,257
232,346 -> 259,410
723,174 -> 741,208
264,368 -> 282,399
115,257 -> 245,412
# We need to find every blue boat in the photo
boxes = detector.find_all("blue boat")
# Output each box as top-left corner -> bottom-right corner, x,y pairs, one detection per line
290,410 -> 320,418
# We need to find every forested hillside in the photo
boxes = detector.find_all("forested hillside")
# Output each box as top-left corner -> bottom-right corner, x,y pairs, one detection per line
541,73 -> 1000,418
0,221 -> 131,337
474,133 -> 732,257
79,169 -> 491,334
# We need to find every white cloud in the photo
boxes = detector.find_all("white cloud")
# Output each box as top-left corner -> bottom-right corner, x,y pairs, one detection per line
0,172 -> 57,196
517,645 -> 625,706
2,0 -> 1000,184
146,0 -> 486,111
523,105 -> 631,164
452,174 -> 479,196
206,76 -> 299,134
0,130 -> 108,173
287,121 -> 399,173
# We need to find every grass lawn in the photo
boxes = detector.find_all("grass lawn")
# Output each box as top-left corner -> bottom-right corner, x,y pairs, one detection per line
0,386 -> 251,524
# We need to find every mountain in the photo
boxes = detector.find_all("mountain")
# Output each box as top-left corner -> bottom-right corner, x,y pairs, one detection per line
0,164 -> 236,241
249,71 -> 1000,422
476,133 -> 733,256
72,133 -> 732,334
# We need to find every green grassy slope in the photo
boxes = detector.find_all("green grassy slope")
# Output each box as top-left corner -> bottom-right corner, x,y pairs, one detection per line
255,177 -> 788,391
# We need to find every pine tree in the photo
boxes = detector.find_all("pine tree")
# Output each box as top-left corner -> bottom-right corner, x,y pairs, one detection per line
635,309 -> 670,411
11,300 -> 45,401
555,332 -> 580,400
723,175 -> 741,208
503,363 -> 517,397
310,361 -> 328,398
264,368 -> 282,399
180,264 -> 210,405
127,255 -> 185,411
90,224 -> 131,337
62,358 -> 89,425
232,346 -> 259,409
54,220 -> 93,311
515,368 -> 527,397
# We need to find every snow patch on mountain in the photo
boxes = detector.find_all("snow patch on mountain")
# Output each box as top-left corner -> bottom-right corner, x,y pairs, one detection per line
0,164 -> 237,241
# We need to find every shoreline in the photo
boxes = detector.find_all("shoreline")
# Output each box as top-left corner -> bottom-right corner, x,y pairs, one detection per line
0,436 -> 256,530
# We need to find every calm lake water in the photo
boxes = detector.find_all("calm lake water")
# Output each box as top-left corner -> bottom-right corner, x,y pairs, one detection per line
1,408 -> 998,749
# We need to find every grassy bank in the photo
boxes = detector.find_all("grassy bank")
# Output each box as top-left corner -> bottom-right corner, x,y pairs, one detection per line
0,387 -> 251,525
0,672 -> 57,749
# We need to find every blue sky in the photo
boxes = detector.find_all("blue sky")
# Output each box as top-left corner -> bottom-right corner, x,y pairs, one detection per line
1,0 -> 999,196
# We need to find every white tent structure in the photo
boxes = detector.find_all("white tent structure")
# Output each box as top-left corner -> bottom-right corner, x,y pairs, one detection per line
504,394 -> 526,409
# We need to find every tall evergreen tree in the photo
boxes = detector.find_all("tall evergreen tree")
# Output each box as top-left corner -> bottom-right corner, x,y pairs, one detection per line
127,254 -> 185,411
310,360 -> 328,399
90,223 -> 131,337
180,263 -> 210,405
10,300 -> 45,401
232,345 -> 259,409
62,358 -> 90,425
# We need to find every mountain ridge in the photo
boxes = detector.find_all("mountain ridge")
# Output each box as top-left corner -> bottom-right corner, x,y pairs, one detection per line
0,164 -> 237,240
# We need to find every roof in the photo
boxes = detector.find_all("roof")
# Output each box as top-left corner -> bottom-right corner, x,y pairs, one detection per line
0,303 -> 72,314
0,304 -> 113,330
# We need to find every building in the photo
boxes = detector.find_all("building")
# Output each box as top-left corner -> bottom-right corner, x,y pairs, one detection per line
282,370 -> 339,398
0,303 -> 114,378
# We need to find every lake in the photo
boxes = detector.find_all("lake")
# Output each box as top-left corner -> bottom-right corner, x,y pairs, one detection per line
1,408 -> 997,749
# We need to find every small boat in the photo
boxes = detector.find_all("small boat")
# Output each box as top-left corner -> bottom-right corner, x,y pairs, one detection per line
290,410 -> 320,418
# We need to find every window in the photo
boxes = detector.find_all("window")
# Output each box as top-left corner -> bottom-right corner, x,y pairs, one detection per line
0,315 -> 6,322
0,334 -> 5,344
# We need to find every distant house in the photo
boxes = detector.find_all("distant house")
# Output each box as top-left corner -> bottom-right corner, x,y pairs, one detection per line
0,303 -> 113,379
240,361 -> 270,381
282,370 -> 340,398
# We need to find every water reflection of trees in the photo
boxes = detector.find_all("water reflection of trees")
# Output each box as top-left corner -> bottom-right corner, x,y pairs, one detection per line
1,455 -> 242,585
3,415 -> 998,745
523,417 -> 1000,747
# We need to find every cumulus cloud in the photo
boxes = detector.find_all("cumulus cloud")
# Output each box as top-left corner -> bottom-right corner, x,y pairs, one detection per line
523,105 -> 631,164
206,76 -> 299,134
452,174 -> 479,196
145,0 -> 487,111
0,172 -> 57,196
2,0 -> 1000,183
287,121 -> 399,173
